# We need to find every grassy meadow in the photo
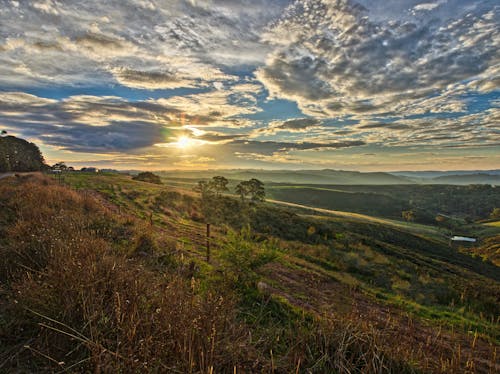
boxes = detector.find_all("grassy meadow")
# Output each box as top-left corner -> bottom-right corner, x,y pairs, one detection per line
0,172 -> 498,373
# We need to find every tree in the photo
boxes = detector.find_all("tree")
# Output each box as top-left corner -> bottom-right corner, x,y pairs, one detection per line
235,181 -> 250,201
235,179 -> 265,202
210,176 -> 229,197
0,135 -> 47,172
193,180 -> 214,198
247,178 -> 265,202
1,130 -> 7,136
52,162 -> 68,171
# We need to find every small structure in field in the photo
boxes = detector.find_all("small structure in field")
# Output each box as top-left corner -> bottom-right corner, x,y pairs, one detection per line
451,236 -> 477,243
449,236 -> 477,248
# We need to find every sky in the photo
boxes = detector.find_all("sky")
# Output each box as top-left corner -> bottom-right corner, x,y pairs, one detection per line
0,0 -> 498,171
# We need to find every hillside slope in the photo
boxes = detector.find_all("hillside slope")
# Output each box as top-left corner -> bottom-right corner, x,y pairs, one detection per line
1,173 -> 498,372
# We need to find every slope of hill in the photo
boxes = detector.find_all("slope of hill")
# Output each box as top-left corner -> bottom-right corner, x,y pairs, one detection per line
265,183 -> 500,223
1,173 -> 499,372
0,135 -> 47,172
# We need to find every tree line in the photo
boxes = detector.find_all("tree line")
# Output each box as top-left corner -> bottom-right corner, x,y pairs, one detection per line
194,176 -> 265,202
0,133 -> 47,172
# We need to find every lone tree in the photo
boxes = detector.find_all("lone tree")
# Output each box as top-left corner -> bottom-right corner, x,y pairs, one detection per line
490,207 -> 500,219
402,210 -> 416,222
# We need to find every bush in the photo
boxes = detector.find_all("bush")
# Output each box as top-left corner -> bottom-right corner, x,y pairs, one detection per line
132,172 -> 162,184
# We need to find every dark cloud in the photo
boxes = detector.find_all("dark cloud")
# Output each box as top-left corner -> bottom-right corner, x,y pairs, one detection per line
195,133 -> 245,142
227,139 -> 365,155
36,121 -> 167,152
278,118 -> 321,130
112,68 -> 194,89
358,122 -> 410,130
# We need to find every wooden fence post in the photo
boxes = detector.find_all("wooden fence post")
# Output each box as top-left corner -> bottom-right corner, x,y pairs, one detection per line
206,223 -> 211,263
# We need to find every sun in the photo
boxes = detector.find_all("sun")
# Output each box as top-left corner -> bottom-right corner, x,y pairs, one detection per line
175,136 -> 193,149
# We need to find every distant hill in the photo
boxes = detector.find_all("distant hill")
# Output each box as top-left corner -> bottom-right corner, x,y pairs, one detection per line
0,135 -> 47,172
157,169 -> 500,185
158,169 -> 412,185
429,173 -> 500,185
390,170 -> 500,185
391,170 -> 500,178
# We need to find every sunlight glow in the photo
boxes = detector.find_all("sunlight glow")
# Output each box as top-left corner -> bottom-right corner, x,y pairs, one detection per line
175,136 -> 195,149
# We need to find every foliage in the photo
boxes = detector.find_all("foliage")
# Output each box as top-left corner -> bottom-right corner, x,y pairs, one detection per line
490,207 -> 500,219
51,162 -> 68,171
0,135 -> 47,172
211,175 -> 229,196
218,227 -> 279,289
267,184 -> 500,222
132,171 -> 162,184
235,178 -> 265,202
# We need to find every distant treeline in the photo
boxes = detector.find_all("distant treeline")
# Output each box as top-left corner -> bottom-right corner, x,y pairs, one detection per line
0,135 -> 47,172
267,184 -> 500,222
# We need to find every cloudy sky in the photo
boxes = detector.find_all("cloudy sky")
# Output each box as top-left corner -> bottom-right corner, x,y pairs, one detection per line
0,0 -> 498,171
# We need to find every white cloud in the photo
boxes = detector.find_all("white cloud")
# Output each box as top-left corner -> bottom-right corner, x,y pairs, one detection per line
257,0 -> 499,118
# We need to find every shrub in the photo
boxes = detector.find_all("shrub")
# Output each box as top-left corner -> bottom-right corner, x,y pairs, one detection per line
132,172 -> 162,184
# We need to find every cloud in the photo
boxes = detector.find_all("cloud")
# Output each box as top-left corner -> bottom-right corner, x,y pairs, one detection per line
277,118 -> 321,130
228,139 -> 365,154
257,0 -> 499,118
0,91 -> 257,153
0,93 -> 177,152
157,84 -> 263,120
0,0 -> 288,89
344,108 -> 500,147
0,0 -> 497,170
111,68 -> 197,90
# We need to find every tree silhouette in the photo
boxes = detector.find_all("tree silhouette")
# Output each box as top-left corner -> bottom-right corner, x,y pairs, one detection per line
52,162 -> 68,171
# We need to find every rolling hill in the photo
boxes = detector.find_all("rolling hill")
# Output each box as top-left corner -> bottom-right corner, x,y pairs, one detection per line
1,171 -> 499,372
